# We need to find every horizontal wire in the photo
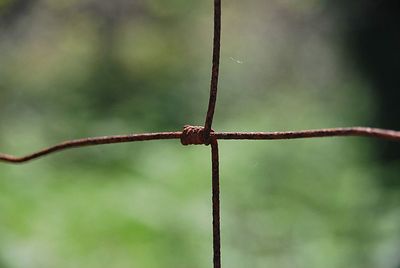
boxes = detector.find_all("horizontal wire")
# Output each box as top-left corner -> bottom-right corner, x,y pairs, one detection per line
0,132 -> 181,163
0,127 -> 399,164
215,127 -> 400,141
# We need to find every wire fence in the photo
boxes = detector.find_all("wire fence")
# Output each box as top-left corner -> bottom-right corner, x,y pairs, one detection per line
1,1 -> 400,267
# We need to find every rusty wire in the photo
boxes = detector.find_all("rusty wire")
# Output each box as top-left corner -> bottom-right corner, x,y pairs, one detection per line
1,0 -> 400,268
1,127 -> 400,164
204,0 -> 221,143
210,138 -> 221,268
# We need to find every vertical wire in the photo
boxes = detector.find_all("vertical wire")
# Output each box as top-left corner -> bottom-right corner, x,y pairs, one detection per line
211,138 -> 221,268
204,0 -> 222,142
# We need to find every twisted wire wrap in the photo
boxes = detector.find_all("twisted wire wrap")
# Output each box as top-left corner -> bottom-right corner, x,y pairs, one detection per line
180,125 -> 214,145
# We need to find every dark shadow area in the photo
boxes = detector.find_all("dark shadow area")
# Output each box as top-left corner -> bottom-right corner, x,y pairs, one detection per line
331,0 -> 400,188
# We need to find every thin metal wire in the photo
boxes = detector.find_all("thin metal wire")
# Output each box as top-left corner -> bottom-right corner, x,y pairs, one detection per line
0,132 -> 181,163
204,0 -> 221,142
215,127 -> 400,141
204,2 -> 221,263
1,127 -> 399,164
211,138 -> 221,268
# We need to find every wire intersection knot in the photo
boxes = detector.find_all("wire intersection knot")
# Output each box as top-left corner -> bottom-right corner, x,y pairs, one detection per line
180,125 -> 214,146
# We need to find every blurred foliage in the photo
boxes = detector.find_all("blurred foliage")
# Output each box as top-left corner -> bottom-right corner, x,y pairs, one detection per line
0,0 -> 399,268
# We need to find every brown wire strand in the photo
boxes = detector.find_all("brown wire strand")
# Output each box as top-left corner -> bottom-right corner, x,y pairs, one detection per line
204,0 -> 221,142
210,138 -> 221,268
215,127 -> 400,141
204,1 -> 222,262
0,132 -> 181,163
1,127 -> 399,164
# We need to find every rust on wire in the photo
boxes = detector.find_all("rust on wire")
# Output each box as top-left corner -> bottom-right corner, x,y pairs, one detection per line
203,0 -> 222,143
181,125 -> 209,145
215,127 -> 400,141
210,138 -> 221,268
1,127 -> 400,164
0,132 -> 181,163
203,0 -> 222,264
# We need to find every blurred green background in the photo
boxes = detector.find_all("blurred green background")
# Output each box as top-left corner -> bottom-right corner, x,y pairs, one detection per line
0,0 -> 399,267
